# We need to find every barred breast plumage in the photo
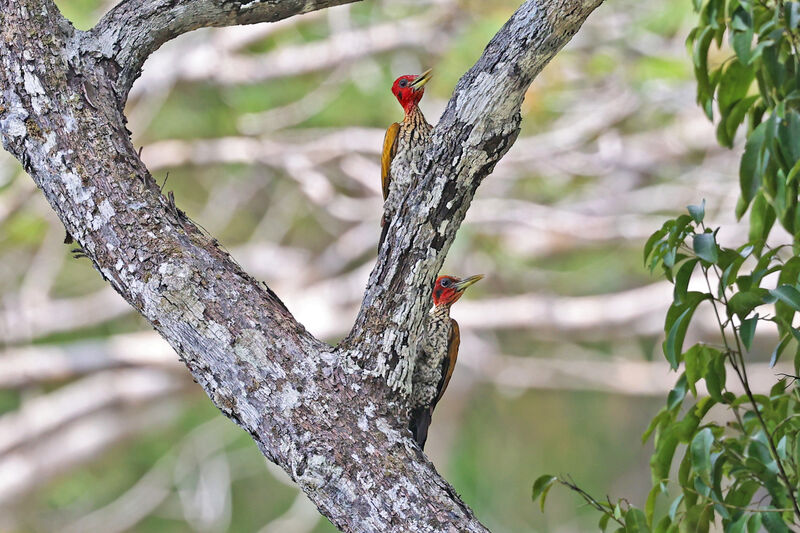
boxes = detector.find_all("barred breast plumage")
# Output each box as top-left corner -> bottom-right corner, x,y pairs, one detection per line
379,70 -> 433,249
411,305 -> 452,409
409,274 -> 481,450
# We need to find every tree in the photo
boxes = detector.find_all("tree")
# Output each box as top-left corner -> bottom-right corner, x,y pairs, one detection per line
535,0 -> 800,530
0,0 -> 604,530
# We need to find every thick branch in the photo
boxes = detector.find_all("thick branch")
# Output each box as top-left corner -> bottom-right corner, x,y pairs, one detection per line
347,0 -> 605,395
0,0 -> 603,531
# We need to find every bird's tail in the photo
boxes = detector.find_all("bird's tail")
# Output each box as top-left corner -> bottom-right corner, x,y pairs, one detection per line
409,406 -> 432,450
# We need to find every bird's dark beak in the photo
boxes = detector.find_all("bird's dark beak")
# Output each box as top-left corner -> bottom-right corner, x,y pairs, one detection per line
410,68 -> 433,91
454,274 -> 483,292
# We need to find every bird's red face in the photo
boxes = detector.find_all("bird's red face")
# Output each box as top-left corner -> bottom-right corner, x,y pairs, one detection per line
432,274 -> 483,307
391,69 -> 432,112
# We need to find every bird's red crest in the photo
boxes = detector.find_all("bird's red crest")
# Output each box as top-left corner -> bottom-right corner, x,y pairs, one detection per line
391,74 -> 425,112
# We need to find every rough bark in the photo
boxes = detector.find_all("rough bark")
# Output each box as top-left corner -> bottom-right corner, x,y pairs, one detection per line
0,0 -> 603,531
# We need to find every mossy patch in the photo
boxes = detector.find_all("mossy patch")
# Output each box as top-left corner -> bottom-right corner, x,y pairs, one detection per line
25,118 -> 43,140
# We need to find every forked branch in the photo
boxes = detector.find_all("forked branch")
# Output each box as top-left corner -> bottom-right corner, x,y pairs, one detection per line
0,0 -> 603,530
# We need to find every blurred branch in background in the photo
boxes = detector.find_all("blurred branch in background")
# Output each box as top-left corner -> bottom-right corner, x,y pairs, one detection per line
62,417 -> 240,533
0,397 -> 183,508
3,330 -> 787,398
0,0 -> 766,530
0,333 -> 183,388
0,278 -> 733,344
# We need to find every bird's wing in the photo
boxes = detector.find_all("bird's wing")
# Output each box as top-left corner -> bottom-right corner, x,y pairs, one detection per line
434,319 -> 460,407
381,122 -> 401,201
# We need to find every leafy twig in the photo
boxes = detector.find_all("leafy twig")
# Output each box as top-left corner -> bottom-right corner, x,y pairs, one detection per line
558,476 -> 625,528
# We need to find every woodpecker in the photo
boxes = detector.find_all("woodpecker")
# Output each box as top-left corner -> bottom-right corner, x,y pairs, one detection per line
379,68 -> 433,249
409,274 -> 483,449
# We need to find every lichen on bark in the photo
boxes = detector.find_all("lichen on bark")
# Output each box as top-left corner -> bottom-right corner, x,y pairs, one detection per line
0,0 -> 604,530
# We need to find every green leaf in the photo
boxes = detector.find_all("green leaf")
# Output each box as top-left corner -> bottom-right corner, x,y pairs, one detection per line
727,288 -> 768,318
663,248 -> 677,270
667,215 -> 693,249
678,449 -> 693,503
769,333 -> 791,367
654,515 -> 672,533
651,431 -> 680,483
693,26 -> 716,119
624,508 -> 651,533
749,193 -> 776,245
645,483 -> 664,526
774,257 -> 800,335
720,251 -> 748,292
722,95 -> 759,146
738,243 -> 754,258
673,259 -> 699,305
753,268 -> 782,291
730,4 -> 751,31
668,494 -> 683,521
761,510 -> 789,533
776,435 -> 787,460
776,111 -> 800,171
685,344 -> 714,396
728,514 -> 749,533
710,451 -> 727,513
762,38 -> 787,95
725,479 -> 760,510
716,61 -> 756,146
531,474 -> 557,512
704,351 -> 726,402
716,247 -> 740,270
747,438 -> 777,474
693,475 -> 711,497
733,29 -> 754,64
644,227 -> 668,268
785,158 -> 800,185
739,314 -> 758,350
651,408 -> 704,483
770,285 -> 800,311
539,481 -> 556,513
663,292 -> 709,369
685,501 -> 713,533
747,513 -> 763,533
691,427 -> 714,484
642,408 -> 670,444
795,434 -> 800,476
718,61 -> 754,113
740,120 -> 767,210
688,200 -> 706,223
667,373 -> 688,411
693,233 -> 719,263
786,2 -> 800,29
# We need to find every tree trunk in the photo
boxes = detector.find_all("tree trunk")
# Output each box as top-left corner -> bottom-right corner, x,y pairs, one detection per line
0,0 -> 603,530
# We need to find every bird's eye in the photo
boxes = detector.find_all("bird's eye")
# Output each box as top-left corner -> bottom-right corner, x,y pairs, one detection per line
399,79 -> 408,87
440,278 -> 450,287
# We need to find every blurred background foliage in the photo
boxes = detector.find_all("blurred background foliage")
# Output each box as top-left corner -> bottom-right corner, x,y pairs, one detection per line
0,0 -> 765,531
